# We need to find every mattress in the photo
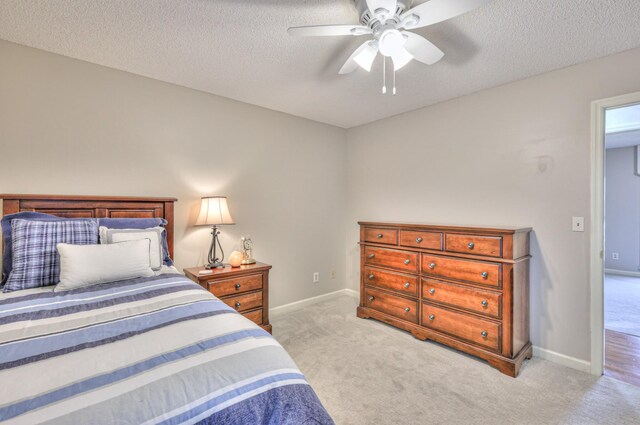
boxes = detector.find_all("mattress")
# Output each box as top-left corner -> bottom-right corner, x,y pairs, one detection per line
0,274 -> 333,424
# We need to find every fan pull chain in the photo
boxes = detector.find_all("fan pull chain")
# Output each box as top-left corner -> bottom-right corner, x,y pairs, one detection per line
382,57 -> 387,94
393,67 -> 397,95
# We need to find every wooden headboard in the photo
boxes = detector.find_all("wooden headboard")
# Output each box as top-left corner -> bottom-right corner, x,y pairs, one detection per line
0,194 -> 178,259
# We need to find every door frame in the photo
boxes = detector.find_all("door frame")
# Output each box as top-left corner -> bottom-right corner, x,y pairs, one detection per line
590,90 -> 640,376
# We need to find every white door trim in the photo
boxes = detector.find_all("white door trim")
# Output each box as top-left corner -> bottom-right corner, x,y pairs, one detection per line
590,91 -> 640,376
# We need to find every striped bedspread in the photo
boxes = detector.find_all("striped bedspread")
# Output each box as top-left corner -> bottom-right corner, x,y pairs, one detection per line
0,274 -> 333,424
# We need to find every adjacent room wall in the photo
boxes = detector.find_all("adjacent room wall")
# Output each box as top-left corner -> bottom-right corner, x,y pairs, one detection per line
0,39 -> 348,308
346,47 -> 640,365
605,146 -> 640,273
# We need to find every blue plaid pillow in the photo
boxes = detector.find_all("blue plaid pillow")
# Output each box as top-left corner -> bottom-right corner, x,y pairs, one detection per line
3,219 -> 99,292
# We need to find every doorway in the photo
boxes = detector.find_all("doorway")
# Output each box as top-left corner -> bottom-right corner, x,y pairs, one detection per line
591,92 -> 640,385
603,103 -> 640,386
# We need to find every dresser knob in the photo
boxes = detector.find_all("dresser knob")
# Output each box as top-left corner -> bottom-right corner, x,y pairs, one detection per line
235,302 -> 241,309
429,314 -> 435,321
481,300 -> 488,307
404,259 -> 411,265
429,262 -> 436,270
368,274 -> 375,280
481,331 -> 488,338
235,283 -> 241,289
481,271 -> 489,279
404,282 -> 410,288
368,253 -> 375,259
468,242 -> 475,249
376,233 -> 383,238
416,237 -> 423,243
429,288 -> 435,295
404,307 -> 410,313
369,296 -> 375,302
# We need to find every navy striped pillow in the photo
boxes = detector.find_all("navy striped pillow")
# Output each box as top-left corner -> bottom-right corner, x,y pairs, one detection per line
3,219 -> 99,292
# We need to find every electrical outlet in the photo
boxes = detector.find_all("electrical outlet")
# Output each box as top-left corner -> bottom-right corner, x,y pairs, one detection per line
612,252 -> 619,260
330,269 -> 336,279
313,272 -> 319,283
572,217 -> 585,232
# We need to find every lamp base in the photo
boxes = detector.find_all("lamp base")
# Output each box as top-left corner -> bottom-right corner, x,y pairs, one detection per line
205,261 -> 224,269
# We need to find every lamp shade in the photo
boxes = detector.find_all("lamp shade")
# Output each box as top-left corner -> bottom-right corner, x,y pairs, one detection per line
195,196 -> 235,226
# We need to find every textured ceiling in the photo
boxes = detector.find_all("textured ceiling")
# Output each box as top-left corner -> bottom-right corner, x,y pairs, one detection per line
1,0 -> 640,128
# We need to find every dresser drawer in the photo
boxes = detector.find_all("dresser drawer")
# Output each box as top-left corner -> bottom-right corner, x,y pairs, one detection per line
399,230 -> 442,250
445,233 -> 502,258
365,287 -> 418,323
205,274 -> 262,297
364,227 -> 398,245
364,267 -> 418,297
365,246 -> 419,273
223,291 -> 263,312
422,304 -> 501,351
243,309 -> 263,325
422,278 -> 501,318
422,254 -> 501,288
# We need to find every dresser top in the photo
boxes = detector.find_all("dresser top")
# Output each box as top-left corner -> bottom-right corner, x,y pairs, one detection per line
358,221 -> 531,234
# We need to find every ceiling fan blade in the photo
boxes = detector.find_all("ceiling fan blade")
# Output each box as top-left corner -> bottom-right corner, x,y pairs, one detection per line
402,32 -> 444,65
401,0 -> 492,30
339,41 -> 379,74
390,47 -> 413,71
366,0 -> 398,15
288,24 -> 371,37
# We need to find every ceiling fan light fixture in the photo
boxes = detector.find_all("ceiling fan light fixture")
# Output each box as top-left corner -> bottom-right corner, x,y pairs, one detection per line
378,29 -> 405,57
391,47 -> 413,70
353,43 -> 378,71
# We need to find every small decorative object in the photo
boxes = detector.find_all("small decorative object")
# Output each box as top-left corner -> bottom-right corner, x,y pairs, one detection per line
229,251 -> 243,268
195,196 -> 235,269
241,237 -> 256,265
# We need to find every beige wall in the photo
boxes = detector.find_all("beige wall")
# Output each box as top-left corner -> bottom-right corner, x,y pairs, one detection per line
0,39 -> 347,308
346,47 -> 640,363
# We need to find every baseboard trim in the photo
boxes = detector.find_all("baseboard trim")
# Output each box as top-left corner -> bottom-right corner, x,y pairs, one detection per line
532,346 -> 591,373
605,268 -> 640,277
270,288 -> 357,316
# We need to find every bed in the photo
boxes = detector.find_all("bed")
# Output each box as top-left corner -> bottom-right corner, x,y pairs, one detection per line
0,195 -> 333,425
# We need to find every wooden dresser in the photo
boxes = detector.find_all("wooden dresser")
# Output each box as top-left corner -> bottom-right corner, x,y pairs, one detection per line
357,222 -> 532,377
184,263 -> 272,333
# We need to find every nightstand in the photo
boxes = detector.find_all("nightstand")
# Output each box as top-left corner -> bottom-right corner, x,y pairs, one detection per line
184,262 -> 272,333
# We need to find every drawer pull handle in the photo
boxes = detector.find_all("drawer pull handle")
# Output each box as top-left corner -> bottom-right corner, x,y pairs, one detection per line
481,271 -> 489,279
403,282 -> 410,288
416,237 -> 423,243
376,233 -> 383,238
368,296 -> 375,302
481,300 -> 488,307
404,307 -> 411,313
368,253 -> 375,259
429,288 -> 435,295
429,262 -> 436,270
481,331 -> 488,338
404,259 -> 411,265
368,274 -> 375,280
468,242 -> 475,249
235,283 -> 241,289
235,302 -> 241,309
429,314 -> 435,321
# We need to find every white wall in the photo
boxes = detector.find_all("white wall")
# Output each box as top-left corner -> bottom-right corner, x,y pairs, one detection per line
0,39 -> 347,308
605,146 -> 640,272
346,47 -> 640,363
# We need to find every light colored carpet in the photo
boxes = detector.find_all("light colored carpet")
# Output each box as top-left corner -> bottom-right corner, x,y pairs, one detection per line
272,294 -> 640,425
605,274 -> 640,337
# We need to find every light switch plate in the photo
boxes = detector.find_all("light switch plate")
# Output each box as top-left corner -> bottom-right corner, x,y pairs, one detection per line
572,217 -> 585,232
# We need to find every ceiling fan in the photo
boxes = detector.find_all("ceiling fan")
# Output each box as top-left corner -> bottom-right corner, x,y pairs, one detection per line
288,0 -> 492,94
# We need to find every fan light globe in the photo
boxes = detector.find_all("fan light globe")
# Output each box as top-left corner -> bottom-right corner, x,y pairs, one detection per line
378,29 -> 405,57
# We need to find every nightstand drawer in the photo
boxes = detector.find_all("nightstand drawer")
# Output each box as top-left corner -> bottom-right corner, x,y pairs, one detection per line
206,273 -> 262,297
223,291 -> 263,312
243,309 -> 263,325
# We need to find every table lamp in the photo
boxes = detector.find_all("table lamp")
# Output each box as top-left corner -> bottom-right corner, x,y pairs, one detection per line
196,196 -> 235,269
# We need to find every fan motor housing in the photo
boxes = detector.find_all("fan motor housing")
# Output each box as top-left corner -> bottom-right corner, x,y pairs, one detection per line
354,0 -> 413,26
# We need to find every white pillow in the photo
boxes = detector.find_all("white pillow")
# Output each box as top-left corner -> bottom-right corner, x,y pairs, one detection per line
55,239 -> 155,291
99,226 -> 164,270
